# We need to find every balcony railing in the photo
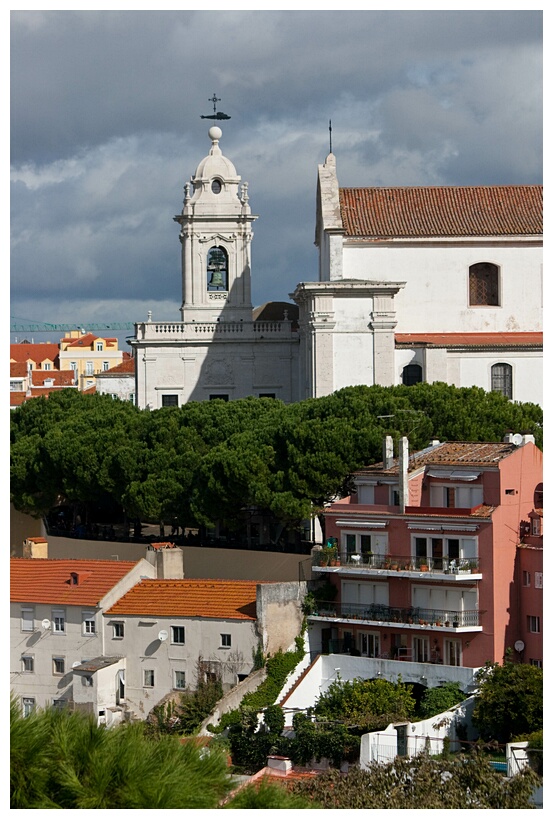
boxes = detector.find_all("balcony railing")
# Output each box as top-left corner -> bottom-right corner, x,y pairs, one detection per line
313,552 -> 480,575
309,600 -> 482,628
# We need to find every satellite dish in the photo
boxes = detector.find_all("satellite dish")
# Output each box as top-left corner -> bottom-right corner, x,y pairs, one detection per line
158,629 -> 168,642
514,640 -> 525,652
512,433 -> 523,446
41,618 -> 51,630
72,661 -> 81,668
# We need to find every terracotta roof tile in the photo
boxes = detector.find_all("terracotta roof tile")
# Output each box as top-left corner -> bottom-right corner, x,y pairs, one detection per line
96,357 -> 135,375
10,558 -> 138,605
10,343 -> 60,365
10,392 -> 29,407
30,370 -> 76,387
10,362 -> 28,377
339,185 -> 543,238
395,332 -> 542,348
355,441 -> 519,478
106,578 -> 259,620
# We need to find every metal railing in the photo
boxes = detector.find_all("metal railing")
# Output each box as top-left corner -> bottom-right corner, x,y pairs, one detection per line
309,601 -> 482,628
313,552 -> 480,574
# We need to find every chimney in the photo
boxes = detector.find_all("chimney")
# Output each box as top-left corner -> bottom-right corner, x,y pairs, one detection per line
23,537 -> 48,559
145,543 -> 184,579
521,434 -> 535,445
398,437 -> 409,513
383,435 -> 394,469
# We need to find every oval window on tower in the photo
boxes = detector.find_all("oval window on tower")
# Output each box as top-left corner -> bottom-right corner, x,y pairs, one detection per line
211,179 -> 222,194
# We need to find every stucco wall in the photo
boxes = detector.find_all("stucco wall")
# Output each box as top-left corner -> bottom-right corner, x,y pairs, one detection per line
256,581 -> 307,655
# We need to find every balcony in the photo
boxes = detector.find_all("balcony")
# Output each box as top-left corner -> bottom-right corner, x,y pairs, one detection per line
312,552 -> 481,580
308,600 -> 483,631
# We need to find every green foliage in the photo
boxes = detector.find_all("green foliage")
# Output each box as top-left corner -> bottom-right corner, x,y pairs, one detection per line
290,716 -> 360,767
224,777 -> 316,809
147,675 -> 224,737
417,682 -> 465,719
472,662 -> 543,743
289,751 -> 541,809
313,676 -> 416,731
11,385 -> 542,532
10,699 -> 232,808
216,642 -> 304,734
520,730 -> 543,776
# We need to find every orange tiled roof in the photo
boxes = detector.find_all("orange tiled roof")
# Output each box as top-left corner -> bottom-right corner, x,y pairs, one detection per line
395,332 -> 542,348
10,362 -> 28,377
106,578 -> 259,620
10,343 -> 60,365
10,392 -> 29,407
355,440 -> 521,479
10,558 -> 138,605
339,185 -> 543,238
97,357 -> 135,375
30,370 -> 76,387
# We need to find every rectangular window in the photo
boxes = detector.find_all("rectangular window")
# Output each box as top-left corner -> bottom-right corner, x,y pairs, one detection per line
112,622 -> 124,639
174,670 -> 186,690
53,657 -> 65,675
531,518 -> 542,536
144,669 -> 155,687
21,608 -> 34,632
22,656 -> 34,673
162,394 -> 178,407
22,697 -> 35,718
527,616 -> 540,633
522,571 -> 531,587
97,342 -> 104,352
535,572 -> 543,589
529,659 -> 542,668
344,534 -> 356,555
70,361 -> 77,371
444,639 -> 462,667
209,394 -> 229,401
43,362 -> 51,371
391,488 -> 400,506
171,626 -> 185,645
82,675 -> 94,687
86,361 -> 94,376
52,609 -> 66,634
102,361 -> 109,371
220,634 -> 231,648
82,612 -> 96,635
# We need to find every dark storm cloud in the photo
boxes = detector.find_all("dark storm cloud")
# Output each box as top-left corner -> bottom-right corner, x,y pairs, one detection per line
10,9 -> 542,331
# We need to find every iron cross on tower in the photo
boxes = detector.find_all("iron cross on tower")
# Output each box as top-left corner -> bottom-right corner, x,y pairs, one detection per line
209,93 -> 221,113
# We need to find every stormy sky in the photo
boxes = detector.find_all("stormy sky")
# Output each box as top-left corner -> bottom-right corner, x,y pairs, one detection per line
10,8 -> 543,344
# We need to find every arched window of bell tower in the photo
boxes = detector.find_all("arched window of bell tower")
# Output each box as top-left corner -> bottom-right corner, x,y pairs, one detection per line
207,246 -> 228,291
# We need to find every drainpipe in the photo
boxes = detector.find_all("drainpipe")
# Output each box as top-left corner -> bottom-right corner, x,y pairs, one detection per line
399,436 -> 409,513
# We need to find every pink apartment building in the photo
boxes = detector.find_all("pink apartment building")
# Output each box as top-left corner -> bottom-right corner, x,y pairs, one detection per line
309,434 -> 542,676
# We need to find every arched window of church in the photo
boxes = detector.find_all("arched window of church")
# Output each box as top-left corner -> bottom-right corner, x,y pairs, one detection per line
469,262 -> 499,306
491,363 -> 512,399
207,246 -> 228,291
402,363 -> 423,386
533,482 -> 543,509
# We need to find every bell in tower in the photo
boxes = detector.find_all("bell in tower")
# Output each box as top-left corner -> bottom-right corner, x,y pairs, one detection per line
207,246 -> 228,290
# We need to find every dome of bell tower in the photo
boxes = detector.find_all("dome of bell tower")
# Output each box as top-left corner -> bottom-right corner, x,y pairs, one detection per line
190,126 -> 241,202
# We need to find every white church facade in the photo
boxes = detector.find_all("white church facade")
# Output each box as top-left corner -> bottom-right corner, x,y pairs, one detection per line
131,128 -> 542,408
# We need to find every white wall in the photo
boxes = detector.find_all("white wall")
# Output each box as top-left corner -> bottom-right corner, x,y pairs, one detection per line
342,243 -> 542,334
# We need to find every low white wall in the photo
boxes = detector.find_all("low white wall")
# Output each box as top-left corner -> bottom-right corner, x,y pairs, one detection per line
360,696 -> 477,767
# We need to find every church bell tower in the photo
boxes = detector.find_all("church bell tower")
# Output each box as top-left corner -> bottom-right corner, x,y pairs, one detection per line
174,126 -> 257,323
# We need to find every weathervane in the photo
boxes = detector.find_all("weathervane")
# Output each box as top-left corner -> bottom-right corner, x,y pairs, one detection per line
201,93 -> 231,121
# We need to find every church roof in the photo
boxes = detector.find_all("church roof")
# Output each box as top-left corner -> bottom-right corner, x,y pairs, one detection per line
339,185 -> 542,239
395,332 -> 543,349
